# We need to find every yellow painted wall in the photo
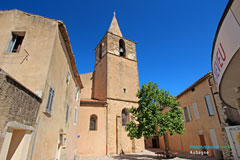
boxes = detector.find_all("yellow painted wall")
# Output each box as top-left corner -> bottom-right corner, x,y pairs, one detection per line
158,78 -> 223,157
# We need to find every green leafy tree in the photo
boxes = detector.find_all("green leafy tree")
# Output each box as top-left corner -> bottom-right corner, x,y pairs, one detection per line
126,82 -> 184,158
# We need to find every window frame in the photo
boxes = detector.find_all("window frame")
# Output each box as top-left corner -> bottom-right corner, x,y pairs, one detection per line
66,71 -> 70,84
183,106 -> 192,122
75,87 -> 80,101
6,32 -> 25,53
121,108 -> 129,126
73,107 -> 78,125
45,86 -> 55,114
89,115 -> 97,131
65,104 -> 69,123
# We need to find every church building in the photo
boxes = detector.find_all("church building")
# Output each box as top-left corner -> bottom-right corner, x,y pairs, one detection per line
77,13 -> 145,158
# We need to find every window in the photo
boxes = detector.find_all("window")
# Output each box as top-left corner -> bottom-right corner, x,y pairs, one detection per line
75,87 -> 80,101
66,71 -> 70,84
182,106 -> 192,122
122,108 -> 129,126
7,32 -> 25,53
89,115 -> 97,131
74,107 -> 78,125
192,103 -> 200,120
99,43 -> 102,59
204,95 -> 215,116
65,104 -> 69,123
46,87 -> 55,114
119,39 -> 126,57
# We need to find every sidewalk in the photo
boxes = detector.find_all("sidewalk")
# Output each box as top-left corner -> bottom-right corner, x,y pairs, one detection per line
76,149 -> 216,160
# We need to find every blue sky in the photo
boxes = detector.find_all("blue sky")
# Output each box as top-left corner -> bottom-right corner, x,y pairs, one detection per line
2,0 -> 228,96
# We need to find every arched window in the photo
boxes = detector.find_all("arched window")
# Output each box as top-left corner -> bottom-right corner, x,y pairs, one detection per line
119,39 -> 126,57
99,43 -> 102,59
122,108 -> 129,126
89,115 -> 97,131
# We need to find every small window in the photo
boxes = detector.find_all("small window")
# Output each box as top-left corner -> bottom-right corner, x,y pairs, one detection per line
89,115 -> 97,131
75,87 -> 80,101
99,43 -> 102,59
119,39 -> 126,57
66,71 -> 70,84
7,32 -> 25,53
46,87 -> 55,114
192,103 -> 200,120
122,108 -> 129,126
123,88 -> 126,93
204,95 -> 215,116
182,106 -> 192,122
74,107 -> 78,125
65,104 -> 69,123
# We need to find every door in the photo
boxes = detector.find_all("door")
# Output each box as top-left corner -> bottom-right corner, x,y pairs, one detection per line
199,135 -> 207,154
152,139 -> 158,148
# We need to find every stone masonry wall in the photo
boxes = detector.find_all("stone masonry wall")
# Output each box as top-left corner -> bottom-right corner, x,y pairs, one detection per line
0,71 -> 41,151
210,76 -> 234,160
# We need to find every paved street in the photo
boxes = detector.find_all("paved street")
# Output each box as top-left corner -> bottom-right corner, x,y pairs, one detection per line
77,149 -> 216,160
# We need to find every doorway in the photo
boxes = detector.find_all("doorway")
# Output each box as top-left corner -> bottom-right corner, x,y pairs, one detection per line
0,128 -> 32,160
152,136 -> 159,148
199,135 -> 207,154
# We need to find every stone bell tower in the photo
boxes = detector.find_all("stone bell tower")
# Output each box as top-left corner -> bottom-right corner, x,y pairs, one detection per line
93,12 -> 139,102
92,12 -> 144,155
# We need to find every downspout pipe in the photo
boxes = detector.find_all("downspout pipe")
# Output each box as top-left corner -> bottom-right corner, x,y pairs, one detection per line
208,74 -> 224,126
30,116 -> 40,160
105,102 -> 109,156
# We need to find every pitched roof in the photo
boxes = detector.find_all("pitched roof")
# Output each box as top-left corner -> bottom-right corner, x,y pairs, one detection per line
108,12 -> 123,37
0,9 -> 83,89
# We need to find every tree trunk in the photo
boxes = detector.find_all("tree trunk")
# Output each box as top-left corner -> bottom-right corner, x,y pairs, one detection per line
163,133 -> 170,158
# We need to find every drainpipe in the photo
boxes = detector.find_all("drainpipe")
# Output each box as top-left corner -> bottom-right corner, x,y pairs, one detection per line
105,102 -> 109,156
208,74 -> 224,126
30,116 -> 40,160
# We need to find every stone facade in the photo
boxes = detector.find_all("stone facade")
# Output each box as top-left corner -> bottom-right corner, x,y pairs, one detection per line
209,76 -> 236,160
0,69 -> 41,160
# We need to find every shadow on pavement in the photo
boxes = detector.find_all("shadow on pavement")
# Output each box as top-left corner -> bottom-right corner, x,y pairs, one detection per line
112,154 -> 159,160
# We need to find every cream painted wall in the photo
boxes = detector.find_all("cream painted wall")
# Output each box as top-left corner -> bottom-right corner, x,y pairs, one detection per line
0,10 -> 57,94
77,105 -> 106,158
32,27 -> 80,160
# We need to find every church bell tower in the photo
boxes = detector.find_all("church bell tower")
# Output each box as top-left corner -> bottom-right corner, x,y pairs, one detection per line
93,12 -> 139,102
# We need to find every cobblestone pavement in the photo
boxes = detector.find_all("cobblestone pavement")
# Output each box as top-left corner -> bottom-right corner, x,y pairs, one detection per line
76,149 -> 216,160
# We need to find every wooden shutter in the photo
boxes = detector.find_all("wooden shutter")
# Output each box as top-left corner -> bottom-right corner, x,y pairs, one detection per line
7,35 -> 17,52
210,128 -> 219,146
182,108 -> 186,122
187,106 -> 192,122
74,107 -> 78,124
204,95 -> 215,116
192,103 -> 200,120
66,105 -> 69,123
46,87 -> 55,113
